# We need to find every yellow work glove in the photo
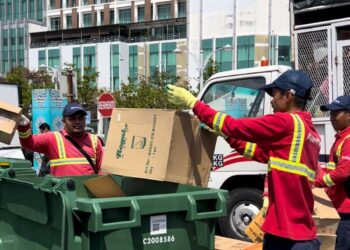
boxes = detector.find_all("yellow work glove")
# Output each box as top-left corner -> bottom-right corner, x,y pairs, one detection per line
165,84 -> 197,109
261,196 -> 269,217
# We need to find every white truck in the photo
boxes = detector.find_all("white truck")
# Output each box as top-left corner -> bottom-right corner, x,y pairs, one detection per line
203,0 -> 350,240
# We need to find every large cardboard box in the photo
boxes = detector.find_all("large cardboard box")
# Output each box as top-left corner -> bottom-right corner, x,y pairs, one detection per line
102,109 -> 217,186
313,188 -> 340,235
0,100 -> 22,145
318,234 -> 337,250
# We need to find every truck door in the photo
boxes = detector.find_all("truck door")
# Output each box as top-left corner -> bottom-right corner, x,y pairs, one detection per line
336,40 -> 350,96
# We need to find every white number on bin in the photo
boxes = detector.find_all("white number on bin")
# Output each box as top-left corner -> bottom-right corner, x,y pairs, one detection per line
143,235 -> 176,245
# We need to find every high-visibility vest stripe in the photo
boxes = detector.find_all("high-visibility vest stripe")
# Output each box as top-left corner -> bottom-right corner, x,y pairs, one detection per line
268,114 -> 314,181
213,112 -> 227,134
90,134 -> 98,158
54,132 -> 66,159
289,114 -> 305,162
18,129 -> 31,139
243,142 -> 257,159
326,162 -> 336,170
269,157 -> 315,181
323,173 -> 335,187
336,134 -> 350,158
50,157 -> 96,167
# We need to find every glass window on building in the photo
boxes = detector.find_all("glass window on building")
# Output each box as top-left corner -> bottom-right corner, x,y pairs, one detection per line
100,11 -> 104,25
110,9 -> 115,24
83,13 -> 92,27
178,1 -> 186,18
278,36 -> 291,66
73,47 -> 81,74
138,6 -> 145,22
83,46 -> 96,73
7,1 -> 12,21
110,44 -> 120,91
49,0 -> 55,9
72,0 -> 77,7
0,0 -> 5,22
237,36 -> 255,69
149,44 -> 159,75
2,30 -> 8,73
216,37 -> 233,72
10,29 -> 17,68
37,0 -> 43,21
14,0 -> 20,20
129,45 -> 138,82
50,17 -> 60,30
161,42 -> 176,82
119,9 -> 131,24
18,28 -> 24,49
29,0 -> 35,19
157,3 -> 171,20
48,49 -> 60,68
174,24 -> 186,38
66,15 -> 72,29
82,0 -> 88,6
202,39 -> 213,70
38,50 -> 46,67
21,0 -> 27,19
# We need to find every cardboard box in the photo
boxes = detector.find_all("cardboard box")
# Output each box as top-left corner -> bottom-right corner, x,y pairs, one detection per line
318,234 -> 337,250
244,210 -> 265,243
102,109 -> 217,186
215,236 -> 256,250
0,100 -> 22,145
83,175 -> 125,198
313,188 -> 340,235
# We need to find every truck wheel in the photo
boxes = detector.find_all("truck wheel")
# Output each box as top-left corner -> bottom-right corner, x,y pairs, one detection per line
218,188 -> 263,240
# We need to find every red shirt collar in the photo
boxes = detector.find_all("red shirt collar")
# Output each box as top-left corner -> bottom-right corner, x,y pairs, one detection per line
335,125 -> 350,139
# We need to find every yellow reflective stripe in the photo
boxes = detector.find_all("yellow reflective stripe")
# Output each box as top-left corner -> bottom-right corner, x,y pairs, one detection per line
243,142 -> 257,159
212,112 -> 227,134
289,114 -> 305,163
269,157 -> 315,181
54,132 -> 66,159
90,134 -> 98,156
50,157 -> 96,167
323,173 -> 335,187
326,162 -> 336,170
336,135 -> 350,158
18,129 -> 31,138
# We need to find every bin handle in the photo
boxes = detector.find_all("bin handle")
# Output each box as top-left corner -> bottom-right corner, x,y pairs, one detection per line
186,192 -> 226,221
76,198 -> 141,233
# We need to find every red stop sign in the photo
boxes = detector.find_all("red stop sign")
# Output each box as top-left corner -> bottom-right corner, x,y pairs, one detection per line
97,93 -> 116,117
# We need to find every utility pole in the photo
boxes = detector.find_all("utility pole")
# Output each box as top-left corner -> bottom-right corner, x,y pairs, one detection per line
66,68 -> 74,103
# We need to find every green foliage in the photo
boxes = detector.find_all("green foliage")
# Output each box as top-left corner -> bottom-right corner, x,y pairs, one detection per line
203,58 -> 220,83
113,69 -> 196,109
5,66 -> 53,115
76,66 -> 102,111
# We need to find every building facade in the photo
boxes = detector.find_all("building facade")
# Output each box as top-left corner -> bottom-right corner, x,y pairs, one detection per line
28,0 -> 291,91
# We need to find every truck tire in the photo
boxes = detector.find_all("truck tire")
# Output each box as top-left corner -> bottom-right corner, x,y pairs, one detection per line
218,188 -> 263,240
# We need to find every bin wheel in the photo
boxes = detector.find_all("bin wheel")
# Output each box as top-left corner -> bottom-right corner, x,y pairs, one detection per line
218,188 -> 262,241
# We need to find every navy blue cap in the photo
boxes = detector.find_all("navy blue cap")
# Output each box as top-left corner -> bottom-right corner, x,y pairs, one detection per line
260,70 -> 314,100
62,103 -> 87,117
320,95 -> 350,111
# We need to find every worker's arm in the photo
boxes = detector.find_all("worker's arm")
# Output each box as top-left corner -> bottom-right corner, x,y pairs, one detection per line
226,137 -> 269,163
95,137 -> 104,174
17,115 -> 52,155
314,139 -> 350,187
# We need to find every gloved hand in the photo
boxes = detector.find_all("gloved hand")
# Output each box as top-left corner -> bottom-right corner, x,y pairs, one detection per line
261,196 -> 269,217
165,84 -> 197,109
19,114 -> 30,126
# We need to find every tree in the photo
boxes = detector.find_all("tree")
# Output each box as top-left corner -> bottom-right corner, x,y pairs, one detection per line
5,67 -> 53,115
113,69 -> 196,109
203,58 -> 220,84
76,66 -> 102,111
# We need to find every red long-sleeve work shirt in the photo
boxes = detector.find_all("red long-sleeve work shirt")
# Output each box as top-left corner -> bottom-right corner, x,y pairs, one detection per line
18,124 -> 103,177
314,125 -> 350,213
193,101 -> 321,241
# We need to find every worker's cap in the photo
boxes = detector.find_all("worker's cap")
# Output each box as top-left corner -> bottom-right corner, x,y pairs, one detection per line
62,103 -> 87,117
320,95 -> 350,111
260,70 -> 314,100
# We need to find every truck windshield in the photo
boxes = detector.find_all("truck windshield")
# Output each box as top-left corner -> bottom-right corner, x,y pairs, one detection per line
201,77 -> 266,118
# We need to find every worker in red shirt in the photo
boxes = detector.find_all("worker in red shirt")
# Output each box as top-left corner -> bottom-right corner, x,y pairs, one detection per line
18,103 -> 103,177
314,95 -> 350,250
166,70 -> 321,250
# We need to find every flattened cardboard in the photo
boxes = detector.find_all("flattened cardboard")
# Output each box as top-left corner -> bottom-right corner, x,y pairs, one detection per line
312,188 -> 340,235
0,100 -> 22,144
102,109 -> 217,186
83,175 -> 125,198
244,210 -> 264,243
215,236 -> 254,250
318,234 -> 337,250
